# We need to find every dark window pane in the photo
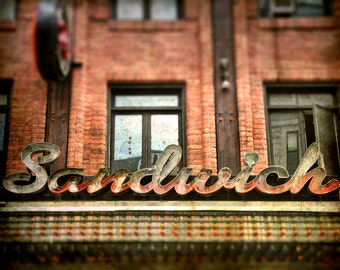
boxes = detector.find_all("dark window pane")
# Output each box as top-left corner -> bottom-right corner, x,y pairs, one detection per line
258,0 -> 332,17
296,0 -> 324,17
0,0 -> 16,20
259,0 -> 270,17
276,0 -> 294,6
287,131 -> 299,174
304,112 -> 316,146
0,95 -> 8,106
0,114 -> 6,151
0,81 -> 11,177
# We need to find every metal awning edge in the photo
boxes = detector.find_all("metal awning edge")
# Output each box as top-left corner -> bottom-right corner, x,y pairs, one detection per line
0,201 -> 339,213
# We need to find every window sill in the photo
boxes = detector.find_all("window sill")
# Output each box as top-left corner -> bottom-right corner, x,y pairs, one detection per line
108,20 -> 197,32
0,20 -> 16,30
258,17 -> 335,30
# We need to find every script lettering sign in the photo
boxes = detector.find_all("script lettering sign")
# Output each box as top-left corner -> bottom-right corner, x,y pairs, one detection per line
2,142 -> 340,196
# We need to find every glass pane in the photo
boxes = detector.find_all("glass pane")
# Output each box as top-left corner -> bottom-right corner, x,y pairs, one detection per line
258,0 -> 270,17
0,114 -> 6,151
269,111 -> 306,172
276,0 -> 294,7
268,92 -> 335,106
287,131 -> 298,151
113,115 -> 142,172
298,93 -> 334,106
287,131 -> 299,174
115,95 -> 178,107
151,114 -> 179,165
0,95 -> 8,106
296,0 -> 324,16
313,105 -> 339,176
151,0 -> 177,20
117,0 -> 143,20
268,93 -> 299,106
0,0 -> 16,20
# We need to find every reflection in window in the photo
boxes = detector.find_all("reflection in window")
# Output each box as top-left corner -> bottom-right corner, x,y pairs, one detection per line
258,0 -> 333,17
115,95 -> 178,107
116,0 -> 143,20
267,86 -> 339,176
269,111 -> 305,174
151,0 -> 177,20
111,0 -> 182,21
151,114 -> 179,164
114,115 -> 142,172
110,86 -> 184,172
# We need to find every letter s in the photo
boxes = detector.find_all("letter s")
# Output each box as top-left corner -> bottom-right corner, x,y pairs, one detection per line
3,142 -> 60,194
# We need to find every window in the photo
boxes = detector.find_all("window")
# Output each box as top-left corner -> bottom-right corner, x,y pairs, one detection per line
266,86 -> 340,176
110,85 -> 185,173
0,80 -> 11,178
258,0 -> 333,18
110,0 -> 183,21
0,0 -> 17,20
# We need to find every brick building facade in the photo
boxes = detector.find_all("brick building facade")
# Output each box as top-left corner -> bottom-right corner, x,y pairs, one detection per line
1,0 -> 339,177
233,0 -> 340,174
1,0 -> 218,177
0,0 -> 339,269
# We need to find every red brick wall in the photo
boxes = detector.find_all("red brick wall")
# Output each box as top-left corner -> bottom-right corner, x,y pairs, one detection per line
0,0 -> 46,172
67,0 -> 216,175
2,0 -> 216,175
234,0 -> 340,173
3,0 -> 339,177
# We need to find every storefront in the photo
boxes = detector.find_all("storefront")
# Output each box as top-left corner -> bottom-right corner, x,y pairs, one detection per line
0,0 -> 339,268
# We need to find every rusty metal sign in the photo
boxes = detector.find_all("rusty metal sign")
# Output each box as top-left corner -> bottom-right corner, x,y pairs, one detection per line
2,142 -> 340,196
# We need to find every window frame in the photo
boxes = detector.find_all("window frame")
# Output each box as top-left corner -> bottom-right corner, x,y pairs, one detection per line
110,0 -> 184,21
108,84 -> 186,172
265,84 -> 340,176
258,0 -> 333,18
0,80 -> 12,178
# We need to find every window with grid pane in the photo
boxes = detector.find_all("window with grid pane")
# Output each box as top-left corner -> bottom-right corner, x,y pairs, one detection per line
110,85 -> 185,173
266,86 -> 340,176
